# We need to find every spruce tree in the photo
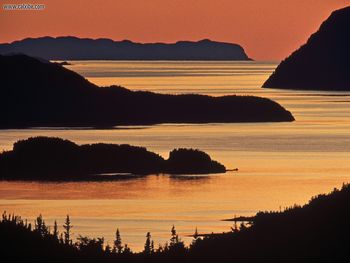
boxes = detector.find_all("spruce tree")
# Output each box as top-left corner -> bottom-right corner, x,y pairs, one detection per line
151,240 -> 155,254
35,214 -> 49,237
53,220 -> 59,239
144,232 -> 152,254
170,225 -> 179,246
63,215 -> 72,245
114,228 -> 123,253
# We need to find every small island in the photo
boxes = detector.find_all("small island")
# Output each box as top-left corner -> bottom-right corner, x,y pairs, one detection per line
0,137 -> 226,180
0,54 -> 294,129
263,6 -> 350,91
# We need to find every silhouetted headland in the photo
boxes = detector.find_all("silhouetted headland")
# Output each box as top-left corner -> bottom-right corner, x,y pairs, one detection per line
0,137 -> 226,180
0,37 -> 252,60
263,6 -> 350,91
0,54 -> 294,128
1,183 -> 350,262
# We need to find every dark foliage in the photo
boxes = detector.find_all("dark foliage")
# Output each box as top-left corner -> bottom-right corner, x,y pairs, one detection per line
0,213 -> 80,263
0,136 -> 226,179
0,37 -> 251,60
0,54 -> 294,128
190,184 -> 350,263
263,6 -> 350,90
1,184 -> 350,262
167,148 -> 225,174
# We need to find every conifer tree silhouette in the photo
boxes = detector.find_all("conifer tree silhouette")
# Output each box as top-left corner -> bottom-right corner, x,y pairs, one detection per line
144,232 -> 152,254
114,228 -> 123,253
63,215 -> 72,245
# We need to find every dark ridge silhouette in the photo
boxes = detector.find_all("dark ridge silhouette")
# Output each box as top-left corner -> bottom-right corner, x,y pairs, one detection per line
0,36 -> 252,60
0,54 -> 294,129
1,184 -> 350,263
0,137 -> 226,180
263,6 -> 350,90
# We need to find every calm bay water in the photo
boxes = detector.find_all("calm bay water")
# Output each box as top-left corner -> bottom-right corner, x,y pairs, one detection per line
1,61 -> 350,250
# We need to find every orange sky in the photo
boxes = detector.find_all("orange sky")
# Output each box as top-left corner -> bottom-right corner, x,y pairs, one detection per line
1,0 -> 349,60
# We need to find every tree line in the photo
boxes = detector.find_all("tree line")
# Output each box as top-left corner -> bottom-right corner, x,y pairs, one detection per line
2,183 -> 350,262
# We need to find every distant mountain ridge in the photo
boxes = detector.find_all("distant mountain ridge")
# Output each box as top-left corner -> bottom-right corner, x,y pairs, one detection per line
263,6 -> 350,90
0,36 -> 252,60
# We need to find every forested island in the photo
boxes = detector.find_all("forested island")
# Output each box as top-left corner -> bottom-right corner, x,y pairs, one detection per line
263,6 -> 350,91
0,54 -> 294,129
1,183 -> 350,262
0,37 -> 251,61
0,137 -> 226,180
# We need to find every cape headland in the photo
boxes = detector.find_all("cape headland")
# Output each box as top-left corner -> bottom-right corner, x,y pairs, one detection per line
0,54 -> 294,129
263,6 -> 350,91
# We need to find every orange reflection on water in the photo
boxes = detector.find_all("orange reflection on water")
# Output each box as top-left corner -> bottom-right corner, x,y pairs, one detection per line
1,61 -> 350,250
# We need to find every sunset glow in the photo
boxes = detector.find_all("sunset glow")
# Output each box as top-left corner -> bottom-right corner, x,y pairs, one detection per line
1,0 -> 349,60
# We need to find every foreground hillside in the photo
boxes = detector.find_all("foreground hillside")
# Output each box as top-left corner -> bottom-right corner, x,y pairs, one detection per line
263,6 -> 350,90
0,54 -> 294,128
1,183 -> 350,262
0,37 -> 251,60
191,184 -> 350,262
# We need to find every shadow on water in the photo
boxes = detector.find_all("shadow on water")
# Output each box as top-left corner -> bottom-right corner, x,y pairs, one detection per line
167,174 -> 212,181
